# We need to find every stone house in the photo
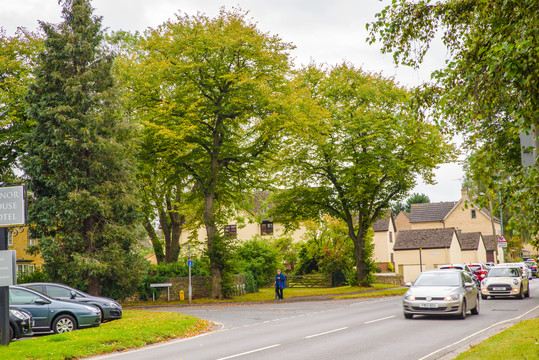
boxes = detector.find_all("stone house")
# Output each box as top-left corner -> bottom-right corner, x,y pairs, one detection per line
458,232 -> 487,263
7,227 -> 44,275
393,228 -> 462,282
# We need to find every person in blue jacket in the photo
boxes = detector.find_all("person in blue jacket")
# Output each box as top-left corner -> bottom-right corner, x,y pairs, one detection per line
275,269 -> 286,300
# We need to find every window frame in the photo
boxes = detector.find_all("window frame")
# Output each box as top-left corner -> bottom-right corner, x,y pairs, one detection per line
260,221 -> 274,236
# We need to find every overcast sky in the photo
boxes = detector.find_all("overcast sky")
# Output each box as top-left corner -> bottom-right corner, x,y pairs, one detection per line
1,0 -> 465,203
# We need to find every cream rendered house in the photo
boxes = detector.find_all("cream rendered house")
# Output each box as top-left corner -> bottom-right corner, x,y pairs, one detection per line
394,228 -> 462,282
458,232 -> 487,263
372,213 -> 397,271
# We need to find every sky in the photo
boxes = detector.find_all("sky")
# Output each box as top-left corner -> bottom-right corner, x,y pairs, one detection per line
1,0 -> 465,203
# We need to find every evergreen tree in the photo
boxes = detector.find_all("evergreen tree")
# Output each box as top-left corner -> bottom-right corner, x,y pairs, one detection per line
22,0 -> 144,297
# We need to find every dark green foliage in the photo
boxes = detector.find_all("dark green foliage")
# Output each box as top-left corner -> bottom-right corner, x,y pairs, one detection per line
17,267 -> 50,284
21,0 -> 144,297
235,238 -> 280,289
393,193 -> 430,214
241,271 -> 258,293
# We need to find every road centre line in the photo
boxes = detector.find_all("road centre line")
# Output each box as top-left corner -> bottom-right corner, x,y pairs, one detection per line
418,305 -> 539,360
216,344 -> 281,360
364,315 -> 395,324
304,327 -> 348,339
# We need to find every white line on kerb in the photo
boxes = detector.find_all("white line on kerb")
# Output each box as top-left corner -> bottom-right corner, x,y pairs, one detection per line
216,344 -> 281,360
364,315 -> 395,324
304,327 -> 348,339
418,305 -> 539,360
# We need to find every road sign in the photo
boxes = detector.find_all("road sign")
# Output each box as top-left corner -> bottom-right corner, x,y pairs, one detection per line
498,234 -> 508,248
187,260 -> 194,267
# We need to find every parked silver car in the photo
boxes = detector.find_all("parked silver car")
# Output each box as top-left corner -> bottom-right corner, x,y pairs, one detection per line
403,269 -> 480,319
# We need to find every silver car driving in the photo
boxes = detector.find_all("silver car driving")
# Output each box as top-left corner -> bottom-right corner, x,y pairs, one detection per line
403,269 -> 480,319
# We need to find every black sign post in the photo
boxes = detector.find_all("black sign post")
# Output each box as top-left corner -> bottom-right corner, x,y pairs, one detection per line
0,227 -> 9,346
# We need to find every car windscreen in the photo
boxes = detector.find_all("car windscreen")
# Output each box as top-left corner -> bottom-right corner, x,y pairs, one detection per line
468,265 -> 481,271
488,267 -> 520,277
414,273 -> 461,286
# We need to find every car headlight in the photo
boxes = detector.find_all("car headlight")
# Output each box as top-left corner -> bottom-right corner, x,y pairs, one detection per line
405,295 -> 415,301
444,294 -> 459,301
106,302 -> 121,308
481,279 -> 487,286
10,309 -> 30,320
512,279 -> 519,285
84,305 -> 99,312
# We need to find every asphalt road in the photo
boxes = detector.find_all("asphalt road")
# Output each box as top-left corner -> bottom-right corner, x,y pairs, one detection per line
93,280 -> 539,360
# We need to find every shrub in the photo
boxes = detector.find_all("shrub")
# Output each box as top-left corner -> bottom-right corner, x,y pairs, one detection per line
17,267 -> 49,284
235,237 -> 279,288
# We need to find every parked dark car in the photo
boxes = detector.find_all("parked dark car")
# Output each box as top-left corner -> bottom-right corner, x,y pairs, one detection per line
524,260 -> 537,278
9,285 -> 101,334
22,283 -> 122,322
9,307 -> 34,340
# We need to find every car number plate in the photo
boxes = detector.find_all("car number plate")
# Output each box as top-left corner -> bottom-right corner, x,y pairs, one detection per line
493,287 -> 505,291
419,303 -> 437,308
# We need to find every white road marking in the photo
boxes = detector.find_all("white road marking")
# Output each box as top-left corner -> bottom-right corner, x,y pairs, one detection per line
304,327 -> 348,339
418,305 -> 539,360
364,315 -> 395,324
216,344 -> 281,360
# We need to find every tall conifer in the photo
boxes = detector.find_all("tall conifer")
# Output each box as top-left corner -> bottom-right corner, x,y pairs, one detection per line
22,0 -> 143,297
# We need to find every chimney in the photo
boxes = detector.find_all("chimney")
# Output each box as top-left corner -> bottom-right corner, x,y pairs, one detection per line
461,188 -> 468,201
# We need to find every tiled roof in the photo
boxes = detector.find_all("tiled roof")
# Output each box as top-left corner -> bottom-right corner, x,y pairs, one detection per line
459,232 -> 482,251
394,228 -> 457,250
409,202 -> 458,223
482,235 -> 498,251
372,211 -> 395,232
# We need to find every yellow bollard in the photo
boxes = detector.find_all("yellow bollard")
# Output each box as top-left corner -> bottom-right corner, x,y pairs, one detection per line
180,290 -> 185,301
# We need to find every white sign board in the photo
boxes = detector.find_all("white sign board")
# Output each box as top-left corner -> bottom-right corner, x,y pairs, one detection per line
0,250 -> 16,286
0,186 -> 26,226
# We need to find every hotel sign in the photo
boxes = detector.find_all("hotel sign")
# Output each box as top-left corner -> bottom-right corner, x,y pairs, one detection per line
0,186 -> 26,226
0,251 -> 16,286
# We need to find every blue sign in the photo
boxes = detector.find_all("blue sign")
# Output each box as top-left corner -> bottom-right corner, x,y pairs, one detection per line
187,260 -> 194,267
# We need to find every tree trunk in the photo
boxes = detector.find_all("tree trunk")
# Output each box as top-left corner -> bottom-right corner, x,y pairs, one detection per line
143,217 -> 165,264
348,213 -> 368,285
204,190 -> 223,299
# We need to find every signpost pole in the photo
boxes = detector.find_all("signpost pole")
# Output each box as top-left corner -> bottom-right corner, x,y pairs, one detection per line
188,245 -> 192,304
0,228 -> 10,346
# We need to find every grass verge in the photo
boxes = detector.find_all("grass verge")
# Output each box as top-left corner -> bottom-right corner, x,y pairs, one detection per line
0,310 -> 211,360
453,318 -> 539,360
124,283 -> 403,306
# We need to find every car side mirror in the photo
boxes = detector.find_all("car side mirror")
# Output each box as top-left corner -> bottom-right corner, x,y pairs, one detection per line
405,282 -> 412,287
35,298 -> 49,305
70,290 -> 77,299
465,282 -> 474,288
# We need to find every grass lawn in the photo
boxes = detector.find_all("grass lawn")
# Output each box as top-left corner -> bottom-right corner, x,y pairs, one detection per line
0,310 -> 211,360
123,283 -> 404,306
453,318 -> 539,360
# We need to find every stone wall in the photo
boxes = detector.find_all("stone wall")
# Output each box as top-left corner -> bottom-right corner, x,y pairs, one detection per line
374,273 -> 404,285
153,274 -> 245,301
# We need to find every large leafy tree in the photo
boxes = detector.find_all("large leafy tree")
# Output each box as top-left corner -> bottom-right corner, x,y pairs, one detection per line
271,63 -> 453,285
119,9 -> 294,298
22,0 -> 144,297
0,28 -> 42,181
367,0 -> 539,244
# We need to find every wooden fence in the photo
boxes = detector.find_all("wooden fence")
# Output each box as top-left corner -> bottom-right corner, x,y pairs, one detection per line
286,274 -> 332,288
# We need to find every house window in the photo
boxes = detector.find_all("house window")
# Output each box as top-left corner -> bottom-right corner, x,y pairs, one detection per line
17,264 -> 35,275
389,232 -> 393,243
224,225 -> 237,238
261,221 -> 273,236
471,209 -> 476,219
7,230 -> 13,246
390,253 -> 394,263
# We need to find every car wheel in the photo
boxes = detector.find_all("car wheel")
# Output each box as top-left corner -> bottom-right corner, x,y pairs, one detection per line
404,313 -> 413,319
525,284 -> 530,298
518,286 -> 525,299
471,296 -> 480,315
53,314 -> 77,334
9,325 -> 14,341
457,300 -> 467,319
481,294 -> 488,300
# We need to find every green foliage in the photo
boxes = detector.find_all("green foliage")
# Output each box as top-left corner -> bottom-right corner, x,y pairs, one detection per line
271,62 -> 454,284
392,192 -> 430,215
21,0 -> 145,298
241,271 -> 258,293
117,8 -> 295,298
235,237 -> 280,288
17,267 -> 50,284
295,216 -> 356,286
0,28 -> 42,180
368,0 -> 539,244
269,235 -> 301,271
